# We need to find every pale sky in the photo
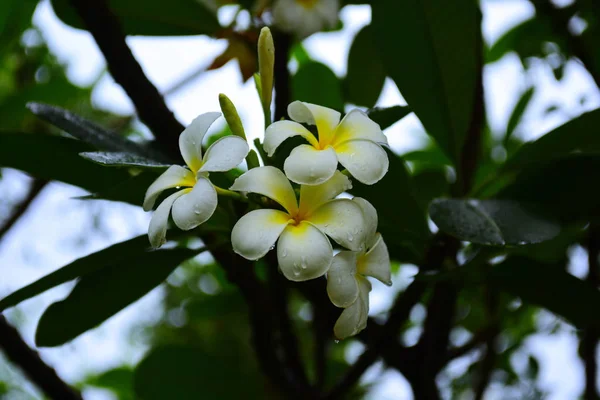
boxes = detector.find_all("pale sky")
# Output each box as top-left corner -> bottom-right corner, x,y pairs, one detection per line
1,1 -> 599,399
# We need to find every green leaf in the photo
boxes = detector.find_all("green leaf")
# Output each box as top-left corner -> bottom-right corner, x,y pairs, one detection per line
505,108 -> 600,169
35,246 -> 199,346
505,86 -> 535,143
0,132 -> 131,193
50,0 -> 220,36
372,0 -> 479,163
350,149 -> 430,262
292,61 -> 344,111
79,170 -> 160,206
343,25 -> 386,108
429,199 -> 561,246
366,105 -> 412,131
27,102 -> 167,161
488,257 -> 600,330
84,367 -> 134,400
412,169 -> 449,209
79,151 -> 171,169
499,154 -> 600,222
134,345 -> 262,400
0,235 -> 149,312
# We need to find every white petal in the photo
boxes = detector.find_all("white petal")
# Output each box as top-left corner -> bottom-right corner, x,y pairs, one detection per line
231,209 -> 291,260
335,140 -> 389,185
179,112 -> 221,172
199,136 -> 249,173
143,165 -> 195,211
353,197 -> 378,248
263,120 -> 318,156
306,199 -> 365,251
148,190 -> 187,248
288,101 -> 340,145
332,109 -> 387,146
358,233 -> 392,285
283,145 -> 338,185
327,251 -> 359,308
333,277 -> 371,340
229,166 -> 298,215
298,170 -> 352,215
277,222 -> 333,282
171,177 -> 217,230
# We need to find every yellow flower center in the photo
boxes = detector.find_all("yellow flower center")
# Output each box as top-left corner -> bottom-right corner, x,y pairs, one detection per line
296,0 -> 319,9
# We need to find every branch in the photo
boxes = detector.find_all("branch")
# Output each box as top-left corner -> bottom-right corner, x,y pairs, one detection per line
69,0 -> 184,160
0,315 -> 82,400
582,224 -> 600,400
445,325 -> 497,362
273,31 -> 292,121
0,179 -> 47,241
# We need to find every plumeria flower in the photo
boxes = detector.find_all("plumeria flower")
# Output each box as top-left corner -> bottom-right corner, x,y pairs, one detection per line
143,112 -> 249,248
326,197 -> 391,339
264,101 -> 389,186
230,166 -> 365,281
272,0 -> 339,39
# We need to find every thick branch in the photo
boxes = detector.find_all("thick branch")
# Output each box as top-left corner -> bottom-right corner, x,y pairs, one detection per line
0,315 -> 82,400
69,0 -> 183,160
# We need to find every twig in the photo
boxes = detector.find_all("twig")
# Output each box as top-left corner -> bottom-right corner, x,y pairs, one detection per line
0,315 -> 83,400
69,0 -> 184,160
0,179 -> 47,241
445,325 -> 497,362
473,289 -> 500,400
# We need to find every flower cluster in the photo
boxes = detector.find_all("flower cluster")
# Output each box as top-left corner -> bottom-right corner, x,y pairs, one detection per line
143,28 -> 392,339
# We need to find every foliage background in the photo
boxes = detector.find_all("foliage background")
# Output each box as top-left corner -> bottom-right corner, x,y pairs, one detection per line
0,0 -> 599,399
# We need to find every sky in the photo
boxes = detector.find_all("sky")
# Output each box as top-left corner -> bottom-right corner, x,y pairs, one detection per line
1,0 -> 600,399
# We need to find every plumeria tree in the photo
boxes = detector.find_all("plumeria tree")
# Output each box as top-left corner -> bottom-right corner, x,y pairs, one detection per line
1,0 -> 600,399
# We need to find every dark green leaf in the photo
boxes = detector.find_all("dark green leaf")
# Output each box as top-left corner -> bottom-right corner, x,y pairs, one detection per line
367,105 -> 412,131
27,102 -> 167,161
486,18 -> 558,64
0,132 -> 131,193
505,108 -> 600,169
84,367 -> 134,400
429,199 -> 561,246
505,86 -> 535,143
372,0 -> 479,163
412,169 -> 449,209
292,61 -> 344,111
488,257 -> 600,330
134,345 -> 262,400
0,235 -> 149,312
344,25 -> 385,108
350,149 -> 430,262
50,0 -> 220,36
79,151 -> 171,169
499,154 -> 600,222
35,246 -> 199,346
79,170 -> 160,206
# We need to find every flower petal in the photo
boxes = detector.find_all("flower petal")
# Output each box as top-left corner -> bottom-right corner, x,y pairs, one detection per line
333,277 -> 371,340
288,101 -> 340,145
283,144 -> 338,185
327,251 -> 359,308
298,170 -> 352,215
179,112 -> 221,172
277,221 -> 332,282
332,109 -> 387,146
263,120 -> 319,156
353,197 -> 378,248
199,136 -> 249,173
148,190 -> 187,248
171,176 -> 217,230
335,140 -> 389,185
358,233 -> 392,285
306,199 -> 365,251
230,166 -> 298,215
143,165 -> 195,211
231,209 -> 291,260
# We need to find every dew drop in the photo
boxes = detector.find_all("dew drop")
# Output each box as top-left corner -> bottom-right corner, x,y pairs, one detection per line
348,234 -> 354,242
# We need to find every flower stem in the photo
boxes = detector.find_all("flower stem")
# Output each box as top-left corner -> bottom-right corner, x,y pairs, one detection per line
214,186 -> 248,202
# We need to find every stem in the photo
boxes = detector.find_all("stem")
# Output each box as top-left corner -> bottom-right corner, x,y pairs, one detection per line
0,179 -> 47,242
214,186 -> 248,202
273,31 -> 292,121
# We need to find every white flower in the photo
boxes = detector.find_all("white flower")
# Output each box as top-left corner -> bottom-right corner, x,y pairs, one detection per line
143,112 -> 249,248
230,166 -> 366,281
272,0 -> 339,38
326,198 -> 391,339
264,101 -> 389,186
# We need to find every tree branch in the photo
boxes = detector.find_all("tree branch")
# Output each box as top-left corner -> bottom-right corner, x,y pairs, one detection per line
0,315 -> 82,400
69,0 -> 184,160
273,31 -> 292,121
0,179 -> 47,242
